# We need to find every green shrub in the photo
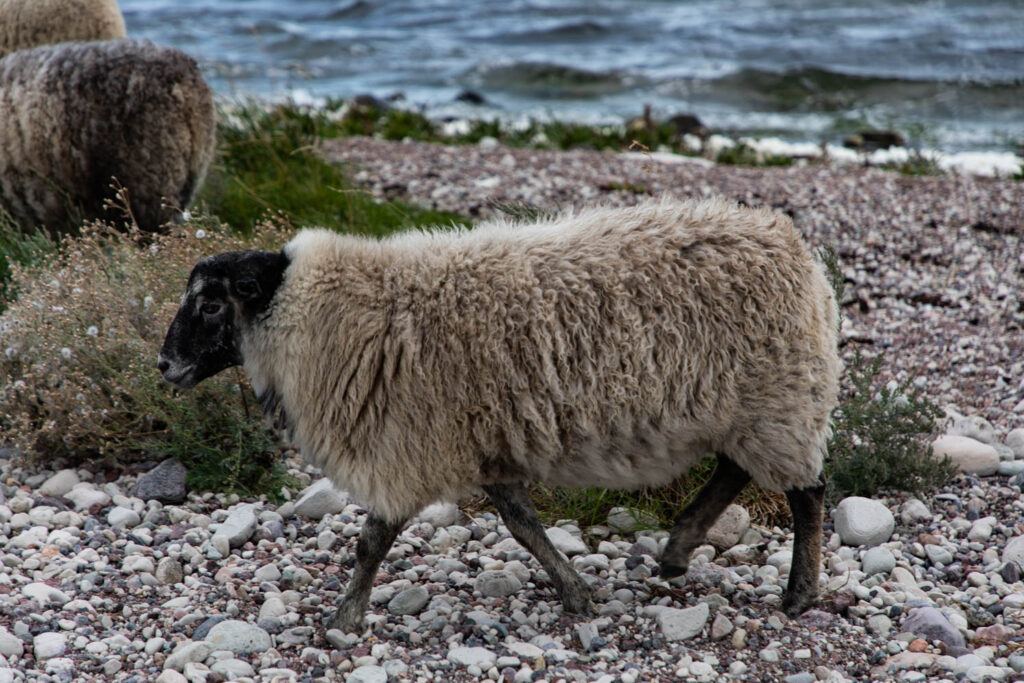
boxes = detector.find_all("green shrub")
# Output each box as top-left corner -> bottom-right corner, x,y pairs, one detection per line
0,216 -> 295,499
199,104 -> 463,235
0,207 -> 56,307
824,350 -> 951,503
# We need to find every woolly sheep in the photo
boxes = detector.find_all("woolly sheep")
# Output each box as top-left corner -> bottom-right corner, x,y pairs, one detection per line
158,197 -> 841,633
0,0 -> 126,58
0,39 -> 216,234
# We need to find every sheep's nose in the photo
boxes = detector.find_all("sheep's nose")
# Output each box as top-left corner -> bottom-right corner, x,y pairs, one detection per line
157,356 -> 170,374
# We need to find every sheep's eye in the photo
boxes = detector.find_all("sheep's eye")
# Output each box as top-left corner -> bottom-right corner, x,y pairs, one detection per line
200,302 -> 223,316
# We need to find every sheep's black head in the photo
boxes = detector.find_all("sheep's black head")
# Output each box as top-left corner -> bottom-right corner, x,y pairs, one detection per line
158,250 -> 289,388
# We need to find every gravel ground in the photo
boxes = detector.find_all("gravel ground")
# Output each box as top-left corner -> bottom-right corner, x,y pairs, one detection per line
322,137 -> 1024,431
1,141 -> 1023,683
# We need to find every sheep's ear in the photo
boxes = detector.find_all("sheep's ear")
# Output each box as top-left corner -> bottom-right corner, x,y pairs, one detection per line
235,277 -> 261,299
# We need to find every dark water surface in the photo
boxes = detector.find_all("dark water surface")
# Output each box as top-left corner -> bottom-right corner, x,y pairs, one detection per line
119,0 -> 1024,152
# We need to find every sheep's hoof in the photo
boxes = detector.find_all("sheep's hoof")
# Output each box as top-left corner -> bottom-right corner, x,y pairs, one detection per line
326,606 -> 365,634
562,589 -> 595,616
781,592 -> 818,618
658,562 -> 687,580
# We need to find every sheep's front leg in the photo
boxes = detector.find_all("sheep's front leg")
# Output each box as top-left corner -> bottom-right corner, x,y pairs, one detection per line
484,482 -> 592,615
781,474 -> 825,617
660,454 -> 751,578
327,513 -> 406,633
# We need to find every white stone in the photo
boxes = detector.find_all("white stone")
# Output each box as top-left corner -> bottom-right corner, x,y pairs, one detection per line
348,665 -> 388,683
901,498 -> 932,524
834,497 -> 895,546
210,658 -> 255,679
0,627 -> 23,657
64,483 -> 111,511
656,603 -> 710,641
448,646 -> 497,668
931,435 -> 999,476
506,642 -> 543,658
206,620 -> 272,654
33,632 -> 67,660
1006,428 -> 1024,458
107,506 -> 141,529
998,460 -> 1024,476
164,642 -> 212,672
706,504 -> 750,549
1003,536 -> 1024,569
156,670 -> 188,683
213,504 -> 259,548
37,469 -> 80,497
254,563 -> 281,582
546,527 -> 587,556
293,479 -> 348,520
23,582 -> 70,607
862,546 -> 896,576
947,416 -> 996,444
259,596 -> 288,619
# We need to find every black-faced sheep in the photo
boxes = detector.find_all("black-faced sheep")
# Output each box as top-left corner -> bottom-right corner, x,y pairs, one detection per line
158,197 -> 841,633
0,0 -> 126,58
0,39 -> 216,234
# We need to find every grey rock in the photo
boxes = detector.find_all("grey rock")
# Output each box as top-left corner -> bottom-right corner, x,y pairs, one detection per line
206,620 -> 272,654
448,646 -> 497,668
867,614 -> 892,635
925,544 -> 954,566
347,665 -> 387,683
23,582 -> 70,607
785,674 -> 816,683
0,627 -> 23,657
545,527 -> 588,556
156,557 -> 184,585
834,497 -> 894,546
656,602 -> 709,641
191,616 -> 227,641
164,642 -> 212,672
37,469 -> 80,498
214,504 -> 258,548
706,504 -> 750,549
862,546 -> 896,576
293,479 -> 347,520
210,659 -> 255,679
900,498 -> 932,524
997,460 -> 1024,476
1006,428 -> 1024,458
1003,535 -> 1024,568
388,586 -> 429,615
606,506 -> 659,533
33,632 -> 67,660
476,570 -> 522,598
947,415 -> 996,444
132,459 -> 188,503
711,613 -> 733,639
902,607 -> 966,653
932,435 -> 999,476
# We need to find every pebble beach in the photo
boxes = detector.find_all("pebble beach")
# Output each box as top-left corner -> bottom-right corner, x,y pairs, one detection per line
1,141 -> 1023,683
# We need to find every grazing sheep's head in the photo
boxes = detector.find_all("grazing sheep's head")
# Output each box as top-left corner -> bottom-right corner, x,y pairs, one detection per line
158,250 -> 288,388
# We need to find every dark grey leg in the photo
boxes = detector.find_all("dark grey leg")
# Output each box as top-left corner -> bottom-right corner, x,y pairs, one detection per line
327,513 -> 406,633
781,473 -> 825,617
660,454 -> 751,578
484,482 -> 592,615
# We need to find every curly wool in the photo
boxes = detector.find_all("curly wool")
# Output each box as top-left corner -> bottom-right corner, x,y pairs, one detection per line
0,39 -> 215,234
0,0 -> 126,58
246,197 -> 841,522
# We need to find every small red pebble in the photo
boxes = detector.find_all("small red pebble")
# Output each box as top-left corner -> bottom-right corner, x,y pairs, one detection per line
907,638 -> 929,652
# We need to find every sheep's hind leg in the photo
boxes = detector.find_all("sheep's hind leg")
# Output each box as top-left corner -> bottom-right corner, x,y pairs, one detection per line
781,473 -> 825,617
327,513 -> 406,633
484,483 -> 593,615
660,454 -> 751,579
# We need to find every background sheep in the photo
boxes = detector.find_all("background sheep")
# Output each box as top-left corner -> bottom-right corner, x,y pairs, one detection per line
0,39 -> 216,234
0,0 -> 126,58
157,197 -> 841,633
